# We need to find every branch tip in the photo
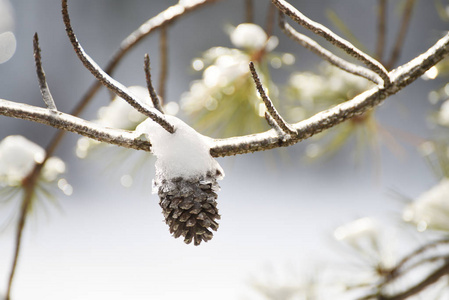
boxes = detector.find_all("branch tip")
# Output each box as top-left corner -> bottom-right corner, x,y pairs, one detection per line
61,0 -> 175,134
273,0 -> 391,87
279,14 -> 382,85
144,53 -> 164,114
33,32 -> 57,111
249,62 -> 296,136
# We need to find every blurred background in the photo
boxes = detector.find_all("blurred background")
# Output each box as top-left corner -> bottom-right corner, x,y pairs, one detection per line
0,0 -> 448,299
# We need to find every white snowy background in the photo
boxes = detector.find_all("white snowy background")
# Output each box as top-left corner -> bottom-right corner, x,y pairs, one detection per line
0,0 -> 447,299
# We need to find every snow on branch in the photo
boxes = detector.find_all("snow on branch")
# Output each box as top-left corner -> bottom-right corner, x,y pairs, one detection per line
144,54 -> 165,114
33,33 -> 57,111
249,62 -> 296,136
0,98 -> 151,152
272,0 -> 391,87
210,32 -> 449,157
0,5 -> 448,160
61,0 -> 175,134
278,13 -> 382,85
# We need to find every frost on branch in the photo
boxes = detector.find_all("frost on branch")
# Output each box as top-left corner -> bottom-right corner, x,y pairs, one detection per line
135,115 -> 224,245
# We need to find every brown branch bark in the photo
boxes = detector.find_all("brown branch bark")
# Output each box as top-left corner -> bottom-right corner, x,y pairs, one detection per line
2,32 -> 448,158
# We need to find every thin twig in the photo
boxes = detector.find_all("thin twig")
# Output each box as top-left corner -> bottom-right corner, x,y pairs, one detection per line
265,2 -> 276,37
264,112 -> 284,136
279,14 -> 382,84
245,0 -> 253,23
0,99 -> 152,151
144,54 -> 164,114
70,0 -> 220,124
61,0 -> 175,133
7,34 -> 60,300
249,62 -> 296,136
387,0 -> 416,69
386,239 -> 449,282
158,25 -> 168,103
210,32 -> 449,157
376,0 -> 387,62
1,32 -> 449,158
5,163 -> 43,300
360,259 -> 449,300
33,33 -> 57,110
272,0 -> 391,87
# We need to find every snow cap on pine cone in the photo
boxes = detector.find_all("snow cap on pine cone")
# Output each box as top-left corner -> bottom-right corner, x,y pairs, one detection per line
135,115 -> 224,245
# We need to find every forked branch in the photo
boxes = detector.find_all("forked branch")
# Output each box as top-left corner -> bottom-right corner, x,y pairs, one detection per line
2,32 -> 448,157
249,62 -> 296,136
279,13 -> 382,85
61,0 -> 175,134
272,0 -> 391,87
144,54 -> 164,114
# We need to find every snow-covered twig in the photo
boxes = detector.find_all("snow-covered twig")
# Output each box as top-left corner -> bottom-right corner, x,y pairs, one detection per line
0,99 -> 151,152
249,62 -> 296,136
278,13 -> 382,85
33,33 -> 57,111
72,0 -> 221,118
272,0 -> 391,87
62,0 -> 175,134
1,32 -> 449,157
144,54 -> 164,114
210,32 -> 449,157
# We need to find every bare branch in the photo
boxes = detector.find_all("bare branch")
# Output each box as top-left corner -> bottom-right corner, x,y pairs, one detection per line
265,2 -> 276,37
360,259 -> 449,300
0,99 -> 151,152
158,25 -> 168,103
210,32 -> 449,157
264,112 -> 284,136
272,0 -> 391,87
384,239 -> 449,284
61,0 -> 175,133
1,33 -> 448,157
279,14 -> 382,84
249,62 -> 296,136
245,0 -> 253,23
144,54 -> 164,114
71,0 -> 221,118
33,33 -> 57,110
376,0 -> 387,62
387,0 -> 416,69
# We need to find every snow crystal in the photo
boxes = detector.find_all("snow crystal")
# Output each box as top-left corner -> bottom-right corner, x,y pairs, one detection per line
135,115 -> 224,181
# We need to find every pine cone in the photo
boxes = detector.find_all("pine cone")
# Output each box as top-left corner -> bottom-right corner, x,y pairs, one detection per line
155,171 -> 221,246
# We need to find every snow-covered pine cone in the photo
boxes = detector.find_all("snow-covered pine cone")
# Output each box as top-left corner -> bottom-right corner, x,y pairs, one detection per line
155,171 -> 221,246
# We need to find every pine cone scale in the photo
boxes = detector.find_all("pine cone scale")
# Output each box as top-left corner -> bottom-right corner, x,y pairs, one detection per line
155,172 -> 221,246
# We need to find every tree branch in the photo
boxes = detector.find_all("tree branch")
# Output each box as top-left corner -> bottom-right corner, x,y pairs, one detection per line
279,13 -> 382,85
272,0 -> 391,87
387,0 -> 416,69
360,259 -> 449,300
1,19 -> 448,160
70,0 -> 220,119
158,25 -> 168,103
210,32 -> 449,157
0,99 -> 151,152
144,54 -> 164,114
376,0 -> 387,62
249,61 -> 296,136
33,33 -> 57,111
61,0 -> 175,133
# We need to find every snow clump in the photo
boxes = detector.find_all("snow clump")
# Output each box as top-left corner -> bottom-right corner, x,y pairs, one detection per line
135,115 -> 224,183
